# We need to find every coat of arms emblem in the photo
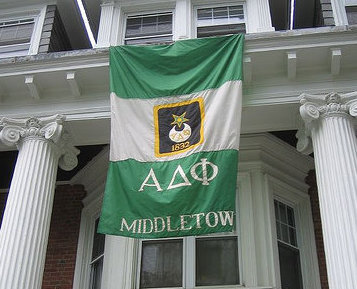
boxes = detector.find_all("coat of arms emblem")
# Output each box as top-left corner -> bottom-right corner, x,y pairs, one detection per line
154,98 -> 204,157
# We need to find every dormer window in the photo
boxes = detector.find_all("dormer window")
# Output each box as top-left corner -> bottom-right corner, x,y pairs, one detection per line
124,13 -> 173,45
0,18 -> 35,57
195,5 -> 246,38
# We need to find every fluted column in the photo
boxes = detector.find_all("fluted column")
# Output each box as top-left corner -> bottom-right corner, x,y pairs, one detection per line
0,115 -> 79,289
297,92 -> 357,289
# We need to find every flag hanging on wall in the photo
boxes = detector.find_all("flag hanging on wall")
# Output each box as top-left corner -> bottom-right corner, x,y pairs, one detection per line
98,34 -> 244,238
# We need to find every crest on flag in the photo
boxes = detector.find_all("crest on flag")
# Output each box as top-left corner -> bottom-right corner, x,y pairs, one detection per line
154,98 -> 204,157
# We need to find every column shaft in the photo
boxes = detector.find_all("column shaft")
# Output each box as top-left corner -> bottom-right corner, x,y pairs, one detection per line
311,114 -> 357,289
0,115 -> 78,289
0,139 -> 58,289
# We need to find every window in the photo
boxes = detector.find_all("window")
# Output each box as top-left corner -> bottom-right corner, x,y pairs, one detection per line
195,5 -> 245,38
274,200 -> 303,289
124,13 -> 173,45
346,6 -> 357,24
73,190 -> 106,289
196,236 -> 239,286
89,219 -> 105,289
0,17 -> 35,57
140,239 -> 183,288
139,235 -> 239,288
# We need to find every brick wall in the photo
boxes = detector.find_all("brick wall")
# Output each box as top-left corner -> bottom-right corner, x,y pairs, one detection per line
306,170 -> 329,289
41,184 -> 86,289
38,5 -> 72,54
321,0 -> 335,26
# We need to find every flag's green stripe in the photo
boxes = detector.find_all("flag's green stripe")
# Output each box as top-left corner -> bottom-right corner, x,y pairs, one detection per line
98,150 -> 238,238
110,34 -> 244,99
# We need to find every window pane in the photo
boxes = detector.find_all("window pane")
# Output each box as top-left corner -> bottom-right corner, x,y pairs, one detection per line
289,227 -> 297,247
346,6 -> 357,25
90,257 -> 104,289
279,202 -> 287,223
126,18 -> 142,36
125,13 -> 172,42
125,35 -> 172,45
275,200 -> 298,247
92,219 -> 105,260
0,20 -> 34,46
197,8 -> 212,20
213,7 -> 228,19
276,221 -> 281,240
287,206 -> 295,226
140,239 -> 182,288
229,6 -> 244,19
197,23 -> 245,38
281,223 -> 289,243
142,16 -> 157,34
196,5 -> 245,38
157,15 -> 172,33
90,219 -> 105,289
278,242 -> 303,289
196,237 -> 239,286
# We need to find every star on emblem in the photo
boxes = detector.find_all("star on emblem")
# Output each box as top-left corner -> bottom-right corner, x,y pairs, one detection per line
171,112 -> 189,128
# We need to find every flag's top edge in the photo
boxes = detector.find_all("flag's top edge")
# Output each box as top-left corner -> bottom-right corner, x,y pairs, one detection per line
110,34 -> 244,99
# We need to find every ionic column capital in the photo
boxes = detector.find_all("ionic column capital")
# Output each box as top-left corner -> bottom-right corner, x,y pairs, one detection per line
300,91 -> 357,123
57,131 -> 80,171
0,115 -> 64,145
0,115 -> 79,171
297,91 -> 357,155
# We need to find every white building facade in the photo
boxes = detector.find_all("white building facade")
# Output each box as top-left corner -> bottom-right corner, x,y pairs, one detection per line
0,0 -> 356,289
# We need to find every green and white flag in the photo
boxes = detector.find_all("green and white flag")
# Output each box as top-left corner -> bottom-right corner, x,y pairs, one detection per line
98,34 -> 244,238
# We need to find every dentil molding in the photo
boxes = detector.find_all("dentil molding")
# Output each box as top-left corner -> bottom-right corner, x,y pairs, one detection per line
0,114 -> 79,171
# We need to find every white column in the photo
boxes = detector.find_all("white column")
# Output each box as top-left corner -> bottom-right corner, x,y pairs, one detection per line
246,0 -> 274,33
297,91 -> 357,289
96,1 -> 117,47
174,0 -> 191,40
0,115 -> 79,289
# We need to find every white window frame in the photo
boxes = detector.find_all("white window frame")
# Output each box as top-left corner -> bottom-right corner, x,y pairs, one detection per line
273,197 -> 303,288
344,0 -> 357,25
73,191 -> 104,289
269,176 -> 321,289
135,189 -> 241,289
193,2 -> 246,39
123,10 -> 175,45
0,5 -> 47,57
345,0 -> 357,5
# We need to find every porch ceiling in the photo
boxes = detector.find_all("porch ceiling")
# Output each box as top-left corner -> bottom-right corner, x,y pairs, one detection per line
0,26 -> 357,152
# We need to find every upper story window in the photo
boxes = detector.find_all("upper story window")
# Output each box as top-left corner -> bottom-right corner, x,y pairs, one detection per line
0,18 -> 34,45
345,2 -> 357,25
139,235 -> 239,288
274,199 -> 303,289
0,17 -> 35,57
124,13 -> 173,45
195,5 -> 245,38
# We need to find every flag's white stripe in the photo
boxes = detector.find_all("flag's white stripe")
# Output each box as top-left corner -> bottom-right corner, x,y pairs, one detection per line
110,80 -> 242,162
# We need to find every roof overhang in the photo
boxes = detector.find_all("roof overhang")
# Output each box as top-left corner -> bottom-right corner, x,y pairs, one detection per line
0,26 -> 357,151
